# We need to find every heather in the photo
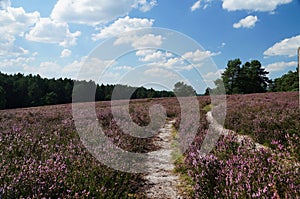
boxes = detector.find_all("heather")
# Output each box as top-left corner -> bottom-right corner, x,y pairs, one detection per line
213,91 -> 299,160
1,92 -> 299,198
184,133 -> 299,198
0,100 -> 166,198
180,92 -> 299,198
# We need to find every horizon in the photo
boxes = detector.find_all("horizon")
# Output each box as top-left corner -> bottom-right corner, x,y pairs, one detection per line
0,0 -> 300,93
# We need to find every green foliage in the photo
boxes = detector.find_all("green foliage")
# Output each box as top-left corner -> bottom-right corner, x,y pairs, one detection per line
173,81 -> 196,97
222,59 -> 242,94
42,92 -> 58,105
0,71 -> 174,110
0,86 -> 6,109
273,70 -> 299,91
211,59 -> 270,94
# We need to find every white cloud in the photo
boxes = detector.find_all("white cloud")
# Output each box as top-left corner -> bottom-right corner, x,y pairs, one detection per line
137,49 -> 220,71
114,33 -> 163,48
24,61 -> 62,78
222,0 -> 292,12
0,37 -> 30,57
182,49 -> 221,62
163,57 -> 188,69
133,0 -> 157,12
0,7 -> 39,34
264,61 -> 297,72
60,49 -> 72,58
191,0 -> 212,11
233,15 -> 258,29
139,50 -> 172,62
191,0 -> 201,12
62,56 -> 116,81
22,56 -> 117,80
203,70 -> 224,81
144,67 -> 176,78
264,35 -> 300,57
133,34 -> 163,48
202,69 -> 224,86
25,18 -> 81,47
0,0 -> 10,9
51,0 -> 156,26
0,6 -> 39,57
113,65 -> 134,71
0,56 -> 35,68
142,55 -> 190,71
136,50 -> 186,69
136,49 -> 156,57
92,16 -> 154,40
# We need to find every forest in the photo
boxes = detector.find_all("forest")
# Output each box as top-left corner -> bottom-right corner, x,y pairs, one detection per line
0,58 -> 298,110
0,72 -> 174,110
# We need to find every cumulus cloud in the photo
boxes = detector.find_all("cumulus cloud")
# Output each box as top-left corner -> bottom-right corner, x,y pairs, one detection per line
233,15 -> 258,29
137,49 -> 220,71
22,56 -> 117,80
26,18 -> 81,47
92,16 -> 154,40
264,61 -> 297,72
25,61 -> 62,78
0,56 -> 35,69
51,0 -> 157,26
60,49 -> 72,58
0,6 -> 39,56
222,0 -> 292,12
138,50 -> 172,62
62,56 -> 116,81
264,35 -> 300,57
182,49 -> 221,62
191,0 -> 212,11
0,0 -> 11,9
133,0 -> 157,12
114,33 -> 163,48
202,69 -> 224,85
144,67 -> 176,78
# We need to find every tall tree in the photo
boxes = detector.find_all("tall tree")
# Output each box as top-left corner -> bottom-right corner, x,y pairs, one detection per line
273,70 -> 299,91
212,59 -> 270,94
221,59 -> 241,94
173,81 -> 195,96
0,86 -> 6,109
239,60 -> 269,93
0,71 -> 175,110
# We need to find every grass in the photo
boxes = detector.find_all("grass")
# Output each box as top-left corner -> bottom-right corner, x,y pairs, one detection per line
170,125 -> 194,197
202,104 -> 213,112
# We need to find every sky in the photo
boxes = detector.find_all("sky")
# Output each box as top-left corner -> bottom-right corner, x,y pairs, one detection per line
0,0 -> 300,93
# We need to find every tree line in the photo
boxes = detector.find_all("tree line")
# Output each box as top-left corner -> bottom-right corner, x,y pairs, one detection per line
0,72 -> 174,110
206,59 -> 299,95
0,58 -> 298,109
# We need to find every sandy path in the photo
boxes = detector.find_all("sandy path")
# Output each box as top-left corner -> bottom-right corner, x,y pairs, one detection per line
206,111 -> 267,151
207,110 -> 299,168
141,119 -> 184,199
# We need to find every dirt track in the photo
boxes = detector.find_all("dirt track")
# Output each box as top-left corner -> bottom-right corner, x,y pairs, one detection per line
140,119 -> 184,199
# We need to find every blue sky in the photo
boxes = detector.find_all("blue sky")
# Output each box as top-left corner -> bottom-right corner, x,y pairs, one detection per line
0,0 -> 299,93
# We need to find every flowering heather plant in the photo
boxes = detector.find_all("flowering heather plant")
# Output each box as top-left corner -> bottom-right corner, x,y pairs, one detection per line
185,134 -> 299,198
213,92 -> 299,160
0,101 -> 160,198
1,92 -> 298,198
179,92 -> 299,198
